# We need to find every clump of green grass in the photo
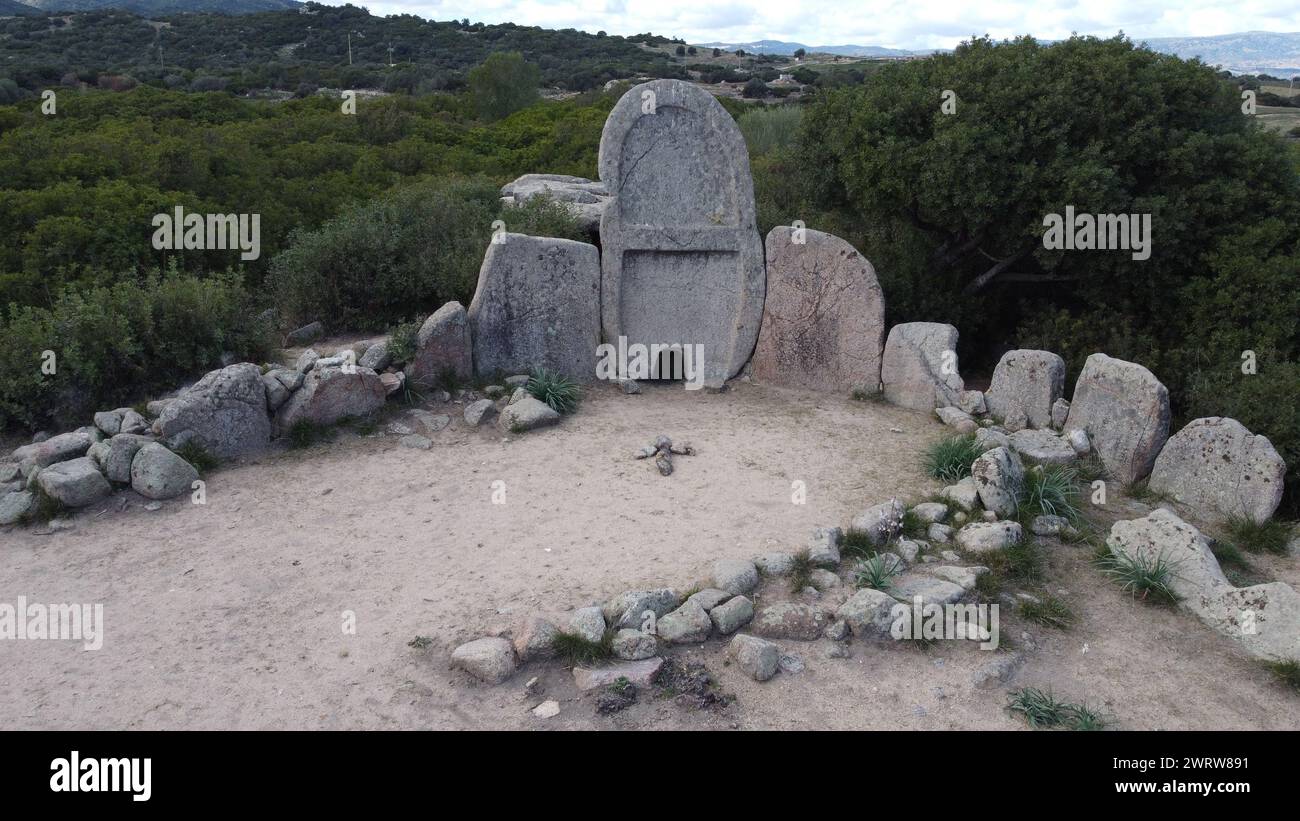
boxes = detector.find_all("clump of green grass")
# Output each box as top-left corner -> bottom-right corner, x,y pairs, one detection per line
527,367 -> 581,414
287,419 -> 333,449
971,569 -> 1003,603
842,528 -> 876,559
1124,479 -> 1170,504
407,635 -> 432,649
1095,546 -> 1180,605
853,553 -> 901,591
1264,660 -> 1300,693
1007,687 -> 1105,730
1018,594 -> 1075,630
850,387 -> 886,402
923,434 -> 983,483
983,536 -> 1045,584
1223,515 -> 1294,556
901,508 -> 927,538
788,548 -> 815,591
551,630 -> 613,666
174,440 -> 218,474
1210,540 -> 1250,569
1018,464 -> 1081,522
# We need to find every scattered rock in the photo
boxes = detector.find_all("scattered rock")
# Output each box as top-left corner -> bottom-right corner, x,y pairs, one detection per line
752,602 -> 824,640
753,552 -> 795,576
1009,429 -> 1077,466
923,564 -> 987,591
973,651 -> 1024,689
274,364 -> 386,433
807,526 -> 843,566
850,498 -> 906,546
359,340 -> 392,371
778,653 -> 805,674
888,573 -> 967,606
620,379 -> 641,395
880,322 -> 964,411
911,502 -> 948,524
712,558 -> 759,595
709,595 -> 754,634
824,619 -> 850,641
686,588 -> 731,612
955,521 -> 1023,554
1065,428 -> 1091,455
1031,515 -> 1073,538
1064,353 -> 1170,485
985,349 -> 1065,429
1148,417 -> 1286,525
971,446 -> 1023,518
451,637 -> 517,684
958,389 -> 987,415
728,634 -> 780,681
808,568 -> 842,591
11,430 -> 95,471
130,443 -> 198,500
463,399 -> 498,427
940,476 -> 980,510
157,363 -> 271,458
572,657 -> 663,691
657,599 -> 713,644
405,301 -> 473,388
611,628 -> 658,660
836,588 -> 899,637
0,490 -> 36,525
500,396 -> 561,432
567,607 -> 606,644
399,434 -> 432,450
532,700 -> 561,718
513,616 -> 558,662
928,523 -> 954,543
37,457 -> 110,508
602,589 -> 682,628
1051,398 -> 1071,429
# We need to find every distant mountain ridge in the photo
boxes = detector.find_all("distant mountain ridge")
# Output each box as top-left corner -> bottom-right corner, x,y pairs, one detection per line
0,0 -> 39,14
701,31 -> 1300,75
11,0 -> 300,13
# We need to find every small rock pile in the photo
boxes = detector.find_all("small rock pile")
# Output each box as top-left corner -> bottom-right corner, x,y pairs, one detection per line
632,435 -> 695,476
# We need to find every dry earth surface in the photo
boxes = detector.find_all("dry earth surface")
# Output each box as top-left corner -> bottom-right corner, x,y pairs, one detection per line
2,379 -> 1297,730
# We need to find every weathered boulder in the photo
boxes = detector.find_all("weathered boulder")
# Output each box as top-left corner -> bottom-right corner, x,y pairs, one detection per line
940,476 -> 980,509
888,573 -> 967,606
602,588 -> 682,629
37,457 -> 110,508
751,602 -> 824,640
93,410 -> 123,436
405,301 -> 473,388
1201,583 -> 1300,664
712,558 -> 759,595
598,79 -> 765,388
686,588 -> 731,612
752,226 -> 886,393
1009,429 -> 1077,466
573,657 -> 663,690
274,365 -> 386,433
657,599 -> 713,644
923,564 -> 988,591
500,396 -> 560,432
611,628 -> 658,660
100,434 -> 150,484
500,174 -> 610,234
359,340 -> 392,371
513,615 -> 558,662
463,399 -> 498,427
1051,398 -> 1071,429
956,521 -> 1023,553
130,443 -> 198,500
1106,509 -> 1230,619
985,349 -> 1065,429
1149,417 -> 1286,524
567,606 -> 606,644
156,364 -> 270,459
468,233 -> 601,381
880,322 -> 964,411
0,490 -> 35,525
728,634 -> 780,681
836,588 -> 899,637
709,595 -> 754,634
808,526 -> 843,567
285,321 -> 324,347
753,552 -> 795,576
451,637 -> 516,684
971,446 -> 1023,517
911,502 -> 948,524
11,430 -> 95,472
1063,353 -> 1170,485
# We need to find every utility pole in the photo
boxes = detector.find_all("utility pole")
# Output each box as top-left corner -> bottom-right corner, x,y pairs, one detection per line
387,42 -> 395,67
348,31 -> 353,66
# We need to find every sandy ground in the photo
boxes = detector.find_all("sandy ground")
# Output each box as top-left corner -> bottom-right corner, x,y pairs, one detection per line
1,381 -> 1297,730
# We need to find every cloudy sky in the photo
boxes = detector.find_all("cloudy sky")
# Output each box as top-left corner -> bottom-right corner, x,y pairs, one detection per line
330,1 -> 1300,49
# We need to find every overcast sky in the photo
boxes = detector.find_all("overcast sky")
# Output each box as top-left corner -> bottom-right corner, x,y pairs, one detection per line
332,1 -> 1300,49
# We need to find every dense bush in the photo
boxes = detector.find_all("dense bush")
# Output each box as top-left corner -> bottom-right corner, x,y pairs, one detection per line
0,266 -> 274,430
267,177 -> 586,331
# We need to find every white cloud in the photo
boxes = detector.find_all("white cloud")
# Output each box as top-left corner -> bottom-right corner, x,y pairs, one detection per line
341,0 -> 1300,49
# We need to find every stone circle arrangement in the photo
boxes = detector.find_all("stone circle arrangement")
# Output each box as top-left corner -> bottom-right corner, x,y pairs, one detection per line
2,80 -> 1296,706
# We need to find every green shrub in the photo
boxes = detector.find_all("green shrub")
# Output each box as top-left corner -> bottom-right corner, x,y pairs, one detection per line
923,435 -> 983,483
385,318 -> 421,366
0,266 -> 273,431
527,367 -> 581,414
267,177 -> 585,332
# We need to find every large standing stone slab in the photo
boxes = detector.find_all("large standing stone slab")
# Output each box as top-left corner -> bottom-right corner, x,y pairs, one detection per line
155,363 -> 270,459
598,79 -> 765,388
752,226 -> 885,393
405,301 -> 473,388
1149,417 -> 1286,524
467,233 -> 601,380
985,349 -> 1065,429
1063,354 -> 1170,485
880,322 -> 964,411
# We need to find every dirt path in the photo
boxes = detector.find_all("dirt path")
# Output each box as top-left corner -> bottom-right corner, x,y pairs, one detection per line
1,382 -> 1295,730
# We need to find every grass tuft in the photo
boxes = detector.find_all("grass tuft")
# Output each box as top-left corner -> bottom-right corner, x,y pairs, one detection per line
1017,594 -> 1075,630
527,367 -> 581,414
551,630 -> 613,666
841,528 -> 876,559
174,440 -> 218,474
1264,660 -> 1300,693
923,434 -> 983,483
1018,464 -> 1081,522
788,548 -> 815,591
1095,546 -> 1180,605
1007,687 -> 1106,730
1223,515 -> 1294,556
287,419 -> 333,449
982,536 -> 1045,584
